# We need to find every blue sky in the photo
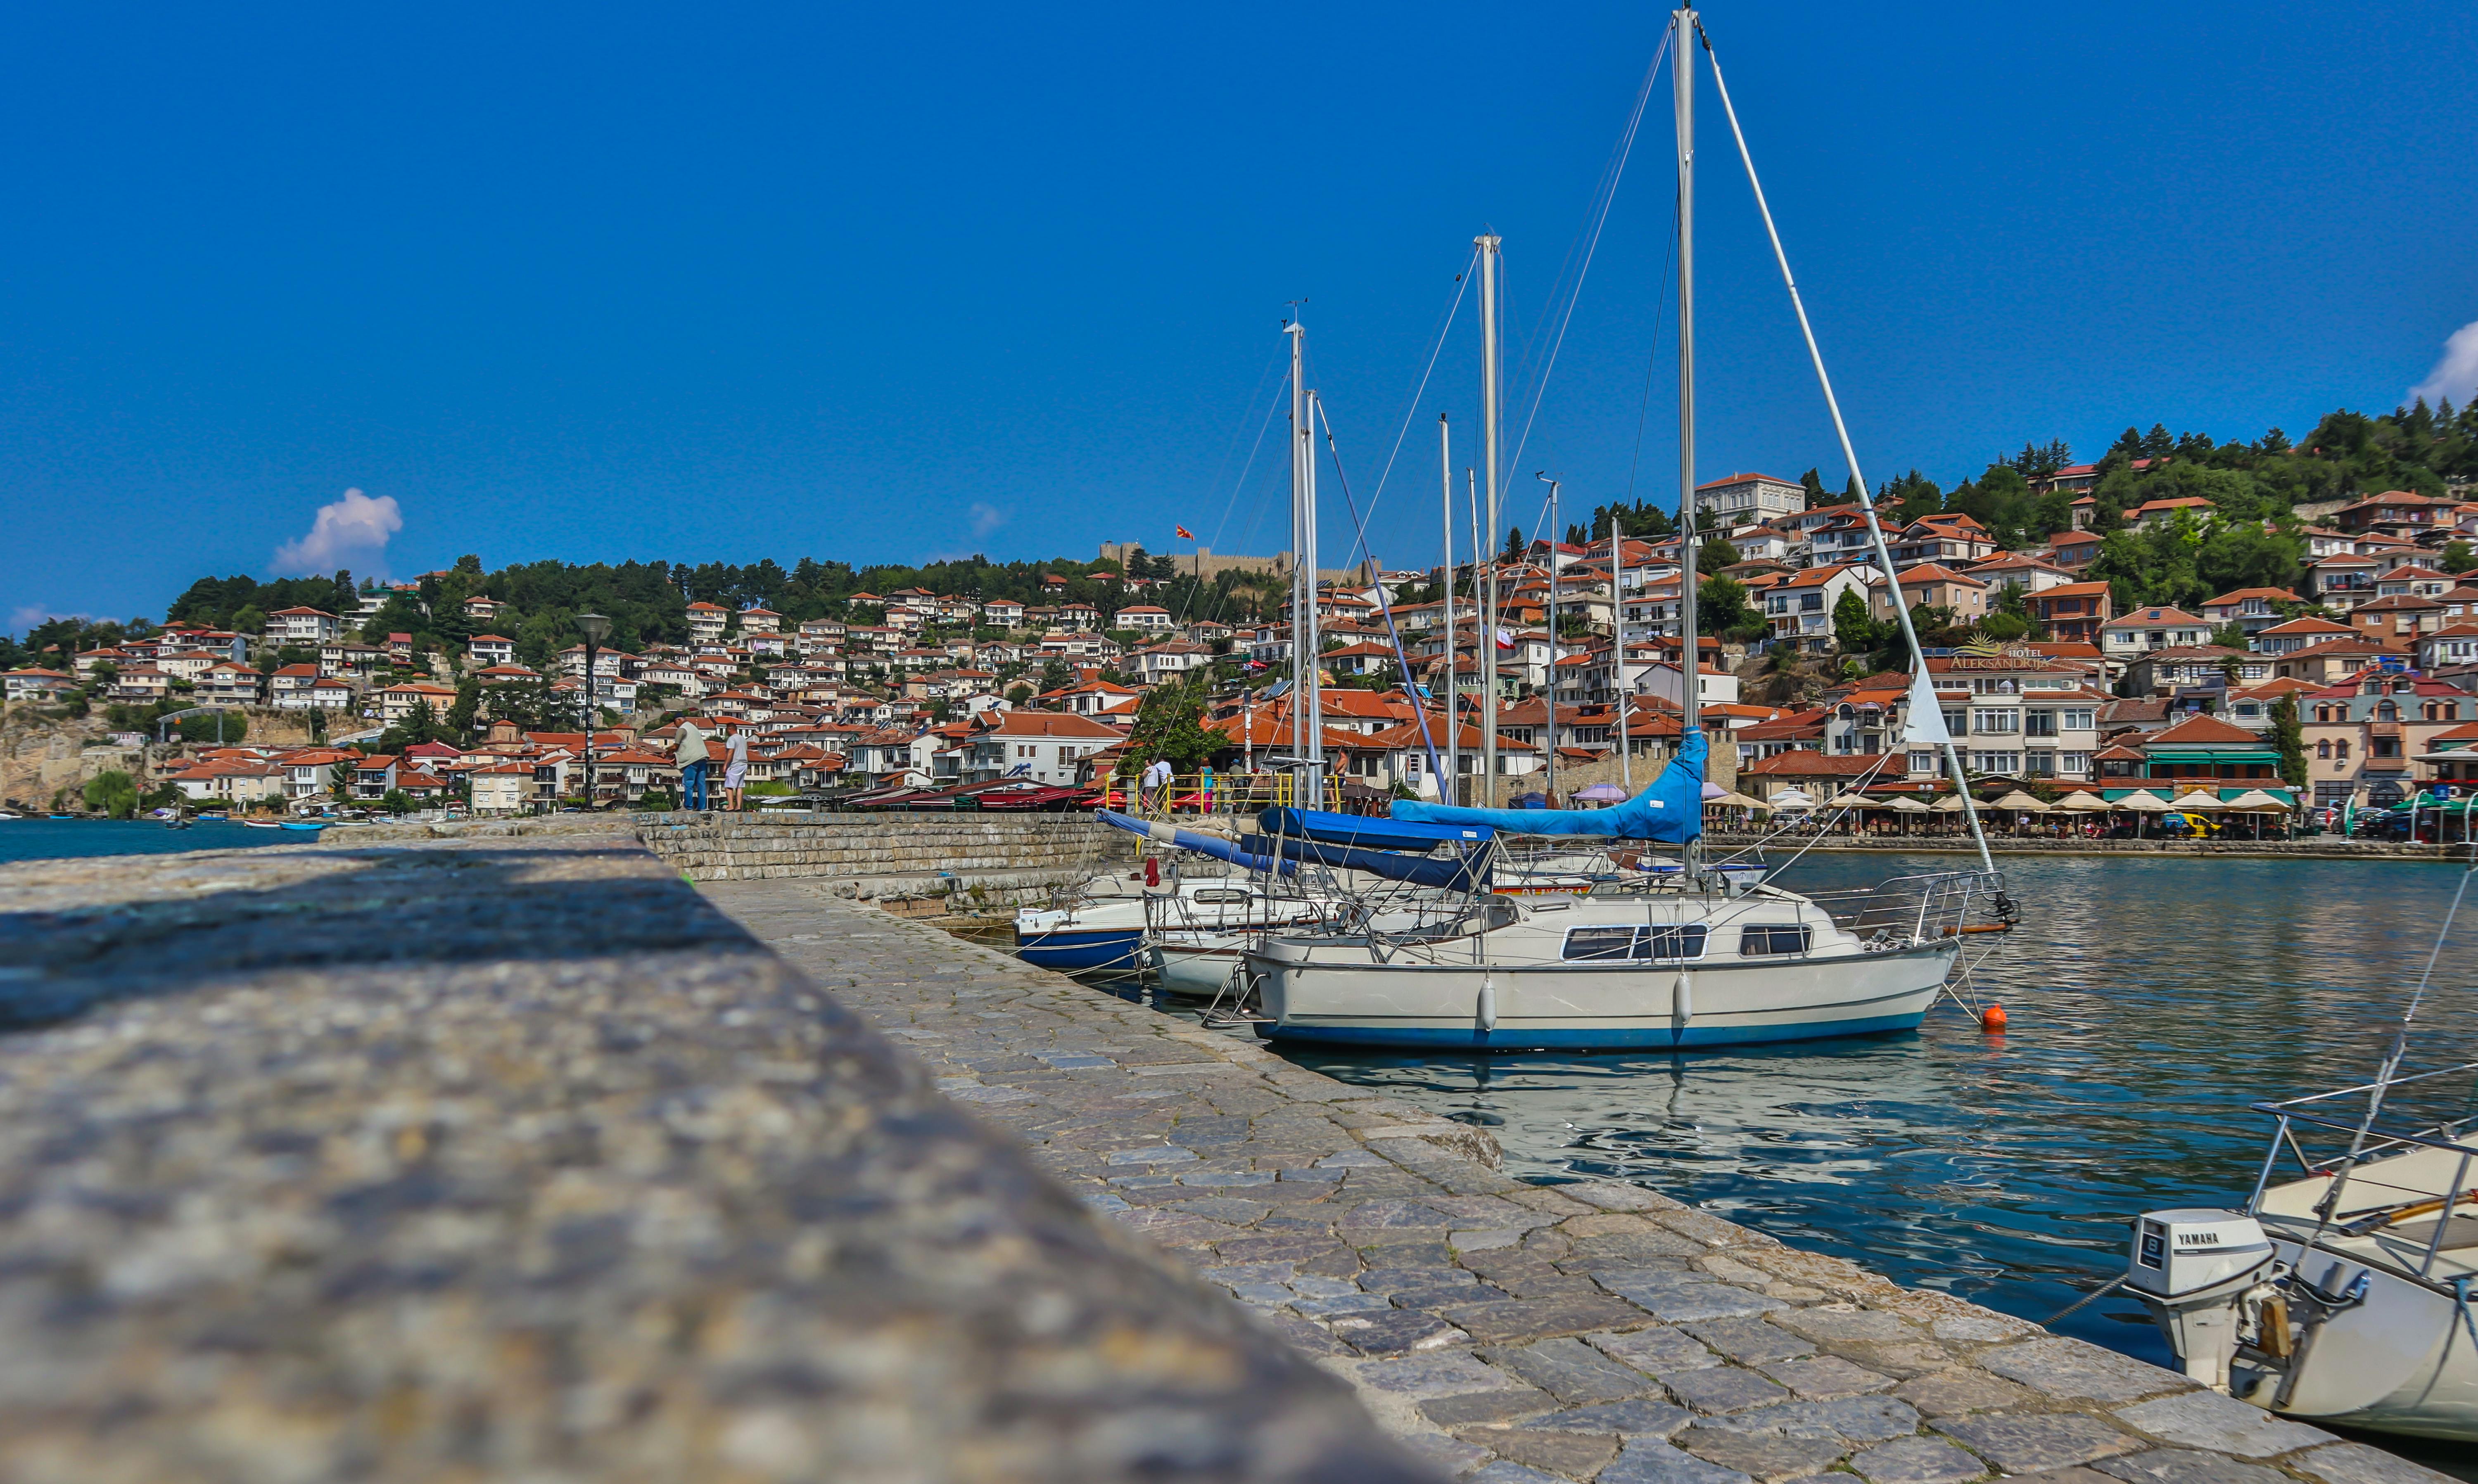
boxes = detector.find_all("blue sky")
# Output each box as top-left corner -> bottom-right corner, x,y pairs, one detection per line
5,2 -> 2476,630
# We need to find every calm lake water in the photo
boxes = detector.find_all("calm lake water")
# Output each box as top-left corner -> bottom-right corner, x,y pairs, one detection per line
1258,851 -> 2478,1466
0,818 -> 319,864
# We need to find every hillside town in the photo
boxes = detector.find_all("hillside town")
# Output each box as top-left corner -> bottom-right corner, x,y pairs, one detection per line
14,465 -> 2478,829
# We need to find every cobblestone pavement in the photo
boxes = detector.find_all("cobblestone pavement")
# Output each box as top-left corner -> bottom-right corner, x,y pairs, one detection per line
708,877 -> 2455,1484
0,838 -> 1423,1484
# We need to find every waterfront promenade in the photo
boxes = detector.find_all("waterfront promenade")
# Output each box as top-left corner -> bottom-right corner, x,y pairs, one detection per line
0,825 -> 2450,1482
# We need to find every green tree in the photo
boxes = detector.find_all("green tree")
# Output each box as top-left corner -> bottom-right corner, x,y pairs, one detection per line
380,788 -> 416,815
1693,536 -> 1741,574
2445,541 -> 2477,575
82,770 -> 139,819
1125,675 -> 1220,772
2208,621 -> 2250,650
1831,588 -> 1880,655
2270,695 -> 2310,790
1799,468 -> 1830,507
1005,683 -> 1034,706
1502,526 -> 1526,563
1697,575 -> 1764,642
176,710 -> 248,744
230,604 -> 266,636
446,676 -> 481,735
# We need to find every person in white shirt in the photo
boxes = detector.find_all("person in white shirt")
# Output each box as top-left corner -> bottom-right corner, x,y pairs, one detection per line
1142,756 -> 1174,812
723,723 -> 752,811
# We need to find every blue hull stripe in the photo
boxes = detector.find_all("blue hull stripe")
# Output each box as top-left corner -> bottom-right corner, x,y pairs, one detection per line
1263,1010 -> 1924,1050
1015,928 -> 1144,971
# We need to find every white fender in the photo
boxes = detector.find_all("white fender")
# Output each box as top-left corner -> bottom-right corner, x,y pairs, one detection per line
1673,972 -> 1694,1025
1477,975 -> 1497,1032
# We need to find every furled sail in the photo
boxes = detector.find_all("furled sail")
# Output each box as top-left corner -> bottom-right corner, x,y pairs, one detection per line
1390,729 -> 1706,842
1256,809 -> 1493,850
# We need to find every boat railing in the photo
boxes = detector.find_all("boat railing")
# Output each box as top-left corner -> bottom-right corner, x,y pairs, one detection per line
2245,1062 -> 2478,1281
1806,870 -> 2006,944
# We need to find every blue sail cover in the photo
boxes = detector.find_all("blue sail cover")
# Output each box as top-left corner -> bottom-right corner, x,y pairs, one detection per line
1094,811 -> 1298,877
1391,729 -> 1707,843
1096,810 -> 1482,891
1249,833 -> 1489,893
1257,808 -> 1493,851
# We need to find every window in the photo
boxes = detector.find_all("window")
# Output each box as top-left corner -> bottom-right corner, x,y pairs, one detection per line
1563,929 -> 1637,960
1740,923 -> 1811,956
2317,739 -> 2332,759
2025,710 -> 2058,737
1971,709 -> 2021,734
2060,752 -> 2092,775
2336,738 -> 2351,760
1908,750 -> 1938,775
1800,593 -> 1823,612
2025,752 -> 2057,777
1971,751 -> 2022,775
2373,737 -> 2402,759
1560,925 -> 1709,960
2061,709 -> 2095,731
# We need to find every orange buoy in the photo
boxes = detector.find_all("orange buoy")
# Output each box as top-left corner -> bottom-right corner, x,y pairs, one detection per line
1981,1004 -> 2008,1032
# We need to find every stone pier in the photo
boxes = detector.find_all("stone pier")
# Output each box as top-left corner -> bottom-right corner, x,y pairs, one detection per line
0,830 -> 2452,1484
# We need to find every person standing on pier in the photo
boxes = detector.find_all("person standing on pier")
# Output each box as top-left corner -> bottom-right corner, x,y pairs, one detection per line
723,722 -> 750,811
673,718 -> 712,812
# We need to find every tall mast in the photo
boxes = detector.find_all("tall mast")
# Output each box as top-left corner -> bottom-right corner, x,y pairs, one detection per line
1673,11 -> 1701,766
1538,471 -> 1561,804
1439,415 -> 1457,798
1467,467 -> 1481,804
1614,509 -> 1632,787
1478,232 -> 1503,806
1284,320 -> 1326,804
1302,389 -> 1326,791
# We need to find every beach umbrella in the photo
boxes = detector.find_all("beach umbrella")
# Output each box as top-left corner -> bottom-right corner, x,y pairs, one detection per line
1823,790 -> 1877,808
2224,789 -> 2290,812
1989,790 -> 2051,813
1883,796 -> 1931,813
1700,781 -> 1727,800
1770,788 -> 1818,810
1574,782 -> 1629,803
2114,791 -> 2174,811
1930,793 -> 1968,811
2056,792 -> 2112,812
1707,790 -> 1767,810
2168,790 -> 2229,812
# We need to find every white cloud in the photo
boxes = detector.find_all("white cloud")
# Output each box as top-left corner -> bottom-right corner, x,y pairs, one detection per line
968,501 -> 1006,538
2411,320 -> 2478,407
272,488 -> 403,575
9,604 -> 88,635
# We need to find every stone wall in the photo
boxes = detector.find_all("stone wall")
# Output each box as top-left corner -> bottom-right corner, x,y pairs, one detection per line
637,812 -> 1137,898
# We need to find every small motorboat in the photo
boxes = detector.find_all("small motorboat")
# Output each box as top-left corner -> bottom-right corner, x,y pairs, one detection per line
1014,876 -> 1327,974
280,821 -> 326,833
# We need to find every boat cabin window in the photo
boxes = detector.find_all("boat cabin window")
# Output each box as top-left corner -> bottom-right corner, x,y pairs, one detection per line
1739,924 -> 1811,956
1189,890 -> 1254,904
1559,925 -> 1708,961
1562,929 -> 1638,960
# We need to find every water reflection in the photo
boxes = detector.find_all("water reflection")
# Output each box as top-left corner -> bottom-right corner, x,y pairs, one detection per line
1276,854 -> 2478,1377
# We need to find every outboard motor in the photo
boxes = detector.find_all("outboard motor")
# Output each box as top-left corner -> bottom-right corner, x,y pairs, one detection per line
2126,1208 -> 2279,1390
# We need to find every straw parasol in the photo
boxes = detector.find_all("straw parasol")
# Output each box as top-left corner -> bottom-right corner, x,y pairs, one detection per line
2114,791 -> 2175,812
1707,790 -> 1768,811
2168,790 -> 2229,812
1930,794 -> 1969,812
2056,791 -> 2113,813
2224,789 -> 2290,812
1883,796 -> 1931,813
1824,790 -> 1878,809
1770,788 -> 1818,810
1989,790 -> 2051,813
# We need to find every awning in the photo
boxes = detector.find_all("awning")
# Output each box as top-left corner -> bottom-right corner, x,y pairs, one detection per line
2145,750 -> 2281,766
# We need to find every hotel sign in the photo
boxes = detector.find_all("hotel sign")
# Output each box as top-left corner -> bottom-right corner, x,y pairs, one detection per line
1949,644 -> 2048,671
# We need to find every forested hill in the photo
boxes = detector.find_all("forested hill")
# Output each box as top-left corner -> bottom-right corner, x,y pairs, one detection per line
125,549 -> 1263,674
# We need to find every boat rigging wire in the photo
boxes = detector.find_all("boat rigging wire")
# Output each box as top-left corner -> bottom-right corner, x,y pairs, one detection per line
1501,21 -> 1674,492
1695,18 -> 1995,877
1315,395 -> 1443,784
1360,247 -> 1480,534
2301,844 -> 2478,1257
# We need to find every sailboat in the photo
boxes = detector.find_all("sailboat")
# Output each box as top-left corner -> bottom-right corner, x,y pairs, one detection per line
1238,7 -> 2008,1052
2125,871 -> 2478,1441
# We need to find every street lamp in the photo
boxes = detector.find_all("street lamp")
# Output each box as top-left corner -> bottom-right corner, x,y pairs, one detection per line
577,613 -> 610,809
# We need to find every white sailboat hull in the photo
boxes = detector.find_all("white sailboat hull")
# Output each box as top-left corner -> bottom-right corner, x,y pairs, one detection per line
1244,934 -> 1957,1050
